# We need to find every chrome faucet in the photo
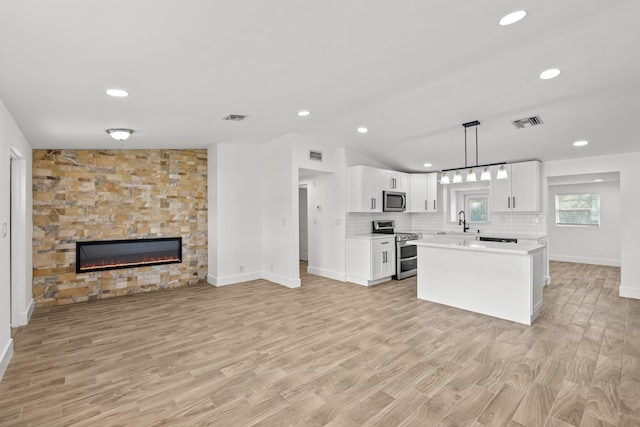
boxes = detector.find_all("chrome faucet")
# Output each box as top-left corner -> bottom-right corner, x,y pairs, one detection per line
458,210 -> 470,232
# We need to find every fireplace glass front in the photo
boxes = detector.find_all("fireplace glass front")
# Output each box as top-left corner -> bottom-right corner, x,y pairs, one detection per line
76,237 -> 182,273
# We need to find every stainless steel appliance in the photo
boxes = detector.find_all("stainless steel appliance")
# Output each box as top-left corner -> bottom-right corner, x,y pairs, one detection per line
372,220 -> 418,280
382,191 -> 406,212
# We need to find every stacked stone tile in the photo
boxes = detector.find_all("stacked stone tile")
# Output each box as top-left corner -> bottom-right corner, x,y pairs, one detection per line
32,149 -> 208,307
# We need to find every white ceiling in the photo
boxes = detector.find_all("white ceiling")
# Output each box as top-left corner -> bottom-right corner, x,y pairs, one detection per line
1,1 -> 639,172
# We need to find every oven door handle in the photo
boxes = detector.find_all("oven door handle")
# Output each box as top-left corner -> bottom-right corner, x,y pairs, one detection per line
399,256 -> 418,261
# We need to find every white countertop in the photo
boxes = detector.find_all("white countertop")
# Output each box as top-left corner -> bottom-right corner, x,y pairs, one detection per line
408,236 -> 544,255
400,230 -> 547,240
346,233 -> 396,240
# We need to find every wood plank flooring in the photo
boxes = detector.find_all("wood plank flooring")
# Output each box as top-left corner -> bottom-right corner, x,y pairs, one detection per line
1,261 -> 639,426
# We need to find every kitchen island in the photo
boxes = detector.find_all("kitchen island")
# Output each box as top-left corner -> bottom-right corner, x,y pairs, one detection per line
409,236 -> 545,325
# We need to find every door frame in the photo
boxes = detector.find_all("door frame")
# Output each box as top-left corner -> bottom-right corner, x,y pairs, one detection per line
10,146 -> 29,326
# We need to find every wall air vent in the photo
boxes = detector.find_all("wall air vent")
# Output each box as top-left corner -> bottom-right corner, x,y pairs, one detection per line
223,114 -> 248,121
511,115 -> 543,129
309,150 -> 323,161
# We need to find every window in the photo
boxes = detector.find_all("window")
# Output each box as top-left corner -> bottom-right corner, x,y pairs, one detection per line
465,194 -> 489,223
555,193 -> 600,226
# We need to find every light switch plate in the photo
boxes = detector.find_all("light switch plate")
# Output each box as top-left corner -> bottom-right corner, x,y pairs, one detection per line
2,222 -> 7,238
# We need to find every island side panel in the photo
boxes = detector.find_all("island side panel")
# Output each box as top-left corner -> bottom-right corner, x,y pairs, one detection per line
416,245 -> 534,325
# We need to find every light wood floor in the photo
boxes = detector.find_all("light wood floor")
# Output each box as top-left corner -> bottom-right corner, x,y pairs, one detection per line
1,261 -> 640,426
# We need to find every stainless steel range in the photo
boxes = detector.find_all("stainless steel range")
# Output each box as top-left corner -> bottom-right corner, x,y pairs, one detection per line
372,220 -> 419,280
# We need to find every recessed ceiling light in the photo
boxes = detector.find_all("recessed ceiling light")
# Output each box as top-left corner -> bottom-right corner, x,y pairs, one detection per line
594,179 -> 603,182
499,10 -> 527,26
357,127 -> 368,134
106,89 -> 129,97
573,140 -> 589,147
540,68 -> 561,80
106,129 -> 133,141
423,163 -> 432,167
298,110 -> 310,117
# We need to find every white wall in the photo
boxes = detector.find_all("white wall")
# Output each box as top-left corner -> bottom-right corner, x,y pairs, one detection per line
543,153 -> 640,299
0,98 -> 33,380
262,135 -> 298,287
548,181 -> 620,266
207,143 -> 263,286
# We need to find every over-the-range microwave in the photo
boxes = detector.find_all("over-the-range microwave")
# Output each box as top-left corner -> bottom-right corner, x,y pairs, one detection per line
383,191 -> 406,212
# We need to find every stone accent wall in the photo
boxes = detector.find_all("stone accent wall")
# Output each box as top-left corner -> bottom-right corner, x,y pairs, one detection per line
32,149 -> 208,307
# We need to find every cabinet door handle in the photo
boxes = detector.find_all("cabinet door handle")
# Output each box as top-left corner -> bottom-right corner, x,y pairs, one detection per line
374,198 -> 376,209
513,196 -> 516,209
371,198 -> 374,210
434,200 -> 436,210
508,197 -> 510,208
425,200 -> 427,210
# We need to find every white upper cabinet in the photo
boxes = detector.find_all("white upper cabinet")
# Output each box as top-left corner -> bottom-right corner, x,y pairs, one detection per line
348,165 -> 383,212
490,161 -> 541,212
409,173 -> 441,212
381,170 -> 409,192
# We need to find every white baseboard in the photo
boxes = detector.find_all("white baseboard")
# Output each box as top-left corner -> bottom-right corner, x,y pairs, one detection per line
12,298 -> 35,327
207,272 -> 262,287
620,286 -> 640,300
27,299 -> 34,321
208,271 -> 301,289
0,339 -> 14,381
549,254 -> 621,267
346,275 -> 392,287
307,266 -> 346,282
262,271 -> 301,288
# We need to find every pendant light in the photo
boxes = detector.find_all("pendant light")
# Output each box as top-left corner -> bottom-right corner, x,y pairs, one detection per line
496,165 -> 509,180
480,167 -> 491,181
466,169 -> 477,182
440,120 -> 509,183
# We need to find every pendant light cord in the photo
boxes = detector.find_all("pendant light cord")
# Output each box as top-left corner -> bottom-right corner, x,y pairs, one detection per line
464,127 -> 468,168
475,126 -> 478,166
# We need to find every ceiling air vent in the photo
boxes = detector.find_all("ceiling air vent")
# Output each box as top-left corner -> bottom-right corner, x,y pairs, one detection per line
511,115 -> 543,129
309,150 -> 323,161
223,114 -> 248,121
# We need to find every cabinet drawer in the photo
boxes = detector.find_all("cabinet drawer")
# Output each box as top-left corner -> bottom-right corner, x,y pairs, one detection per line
372,239 -> 394,250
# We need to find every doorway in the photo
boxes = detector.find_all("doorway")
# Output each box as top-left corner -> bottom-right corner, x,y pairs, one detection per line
298,185 -> 308,262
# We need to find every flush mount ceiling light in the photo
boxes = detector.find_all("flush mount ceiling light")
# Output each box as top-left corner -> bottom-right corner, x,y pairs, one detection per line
106,128 -> 133,141
540,68 -> 561,80
499,10 -> 527,26
297,110 -> 310,117
440,121 -> 508,184
573,140 -> 589,147
106,89 -> 129,97
357,127 -> 368,134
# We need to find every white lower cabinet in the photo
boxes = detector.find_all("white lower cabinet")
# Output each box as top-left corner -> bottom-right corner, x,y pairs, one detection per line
346,237 -> 396,286
519,237 -> 549,286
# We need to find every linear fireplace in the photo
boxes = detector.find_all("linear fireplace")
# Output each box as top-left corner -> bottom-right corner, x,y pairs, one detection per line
76,237 -> 182,273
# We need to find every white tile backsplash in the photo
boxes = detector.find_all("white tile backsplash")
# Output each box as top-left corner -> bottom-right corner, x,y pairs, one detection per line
348,211 -> 547,237
346,212 -> 413,235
